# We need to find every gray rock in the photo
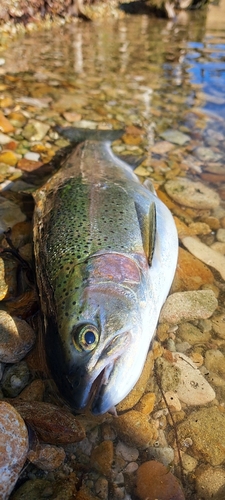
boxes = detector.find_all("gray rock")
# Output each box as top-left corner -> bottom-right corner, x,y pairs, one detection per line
159,290 -> 218,324
148,445 -> 174,466
165,177 -> 220,209
195,146 -> 222,162
177,322 -> 211,345
1,361 -> 30,397
160,129 -> 190,145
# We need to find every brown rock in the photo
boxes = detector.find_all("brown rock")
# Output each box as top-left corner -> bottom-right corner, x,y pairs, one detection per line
171,247 -> 214,292
117,351 -> 154,411
136,460 -> 185,500
135,392 -> 156,415
0,110 -> 14,133
28,443 -> 66,471
0,401 -> 29,499
0,311 -> 36,363
91,440 -> 114,476
76,485 -> 99,500
17,157 -> 43,172
10,400 -> 85,444
18,379 -> 45,402
114,410 -> 158,448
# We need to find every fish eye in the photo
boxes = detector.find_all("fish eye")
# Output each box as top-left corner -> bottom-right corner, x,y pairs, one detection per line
72,323 -> 99,352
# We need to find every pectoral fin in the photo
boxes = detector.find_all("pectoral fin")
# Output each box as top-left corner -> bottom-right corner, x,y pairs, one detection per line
135,201 -> 156,266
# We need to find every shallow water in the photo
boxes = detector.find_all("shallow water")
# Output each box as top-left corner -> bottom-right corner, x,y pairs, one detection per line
1,2 -> 225,499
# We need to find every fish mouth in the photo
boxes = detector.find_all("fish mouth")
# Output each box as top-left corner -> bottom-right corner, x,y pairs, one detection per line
79,362 -> 115,415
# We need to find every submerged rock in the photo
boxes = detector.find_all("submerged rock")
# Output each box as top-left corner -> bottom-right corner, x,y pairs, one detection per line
160,129 -> 190,145
159,289 -> 218,324
172,352 -> 215,405
165,177 -> 220,209
0,401 -> 28,500
177,407 -> 225,465
0,311 -> 36,363
136,460 -> 185,500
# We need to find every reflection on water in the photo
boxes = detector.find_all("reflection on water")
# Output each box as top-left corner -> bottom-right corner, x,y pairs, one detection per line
1,2 -> 225,499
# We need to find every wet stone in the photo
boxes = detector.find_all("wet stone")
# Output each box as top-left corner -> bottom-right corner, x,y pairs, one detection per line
212,314 -> 225,339
177,406 -> 225,465
217,228 -> 225,242
0,401 -> 29,500
0,110 -> 14,133
115,441 -> 139,462
0,311 -> 36,363
165,177 -> 220,209
1,360 -> 30,397
136,460 -> 185,500
160,129 -> 190,145
113,410 -> 158,448
204,349 -> 225,376
195,464 -> 225,500
148,446 -> 174,467
27,444 -> 66,471
182,235 -> 225,281
171,247 -> 214,293
195,146 -> 222,162
0,196 -> 26,233
171,352 -> 215,406
177,322 -> 211,345
91,440 -> 114,477
159,289 -> 218,324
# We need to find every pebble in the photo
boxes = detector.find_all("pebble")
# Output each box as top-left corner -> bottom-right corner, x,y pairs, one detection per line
172,352 -> 215,405
0,401 -> 29,500
0,311 -> 36,363
23,120 -> 50,141
211,241 -> 225,254
195,146 -> 222,162
217,228 -> 225,242
0,196 -> 26,233
17,157 -> 43,171
113,410 -> 158,448
204,349 -> 225,375
181,235 -> 225,280
165,177 -> 220,209
135,392 -> 156,415
27,444 -> 66,471
177,406 -> 225,465
171,247 -> 214,292
0,258 -> 8,300
195,464 -> 225,500
177,322 -> 211,344
0,150 -> 18,167
95,477 -> 108,499
160,129 -> 190,145
136,460 -> 185,500
164,391 -> 181,411
154,356 -> 181,392
148,446 -> 174,466
212,314 -> 225,339
0,132 -> 12,144
9,400 -> 85,444
18,379 -> 45,402
159,289 -> 218,324
1,360 -> 30,397
0,110 -> 14,133
115,441 -> 139,462
91,441 -> 114,477
24,151 -> 40,161
181,453 -> 198,472
151,140 -> 175,154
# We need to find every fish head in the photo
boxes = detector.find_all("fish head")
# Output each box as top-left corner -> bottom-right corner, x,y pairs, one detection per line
46,277 -> 150,415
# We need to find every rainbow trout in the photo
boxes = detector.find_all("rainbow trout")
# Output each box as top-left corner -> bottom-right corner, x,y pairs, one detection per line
33,139 -> 178,415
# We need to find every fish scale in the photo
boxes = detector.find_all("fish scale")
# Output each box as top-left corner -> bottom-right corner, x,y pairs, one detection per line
33,139 -> 178,415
